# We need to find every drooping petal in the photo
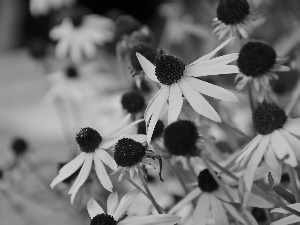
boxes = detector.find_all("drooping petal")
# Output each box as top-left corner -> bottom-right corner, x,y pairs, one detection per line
184,76 -> 238,102
94,156 -> 113,192
270,215 -> 300,225
211,195 -> 228,225
265,147 -> 280,170
284,119 -> 300,137
188,53 -> 238,68
87,198 -> 104,219
95,149 -> 117,171
113,189 -> 140,221
119,215 -> 181,225
179,78 -> 221,122
280,129 -> 300,158
68,153 -> 93,204
193,193 -> 211,225
107,192 -> 119,215
145,86 -> 165,125
168,83 -> 183,124
50,152 -> 86,189
136,53 -> 159,83
236,135 -> 262,166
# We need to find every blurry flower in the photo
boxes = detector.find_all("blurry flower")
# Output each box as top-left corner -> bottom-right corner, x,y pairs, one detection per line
30,0 -> 75,16
11,137 -> 28,157
137,38 -> 239,144
121,91 -> 145,114
213,0 -> 260,39
137,119 -> 165,141
236,41 -> 290,92
50,14 -> 114,62
235,101 -> 300,191
87,190 -> 181,225
271,203 -> 300,225
113,135 -> 159,181
50,115 -> 141,203
27,37 -> 49,60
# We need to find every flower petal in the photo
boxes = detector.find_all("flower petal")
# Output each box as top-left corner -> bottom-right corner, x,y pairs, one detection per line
94,156 -> 113,192
125,134 -> 147,143
87,198 -> 104,219
280,129 -> 300,158
270,215 -> 300,225
179,78 -> 221,122
189,53 -> 238,68
50,152 -> 86,189
168,83 -> 183,124
136,53 -> 159,82
102,114 -> 131,137
184,76 -> 238,102
107,192 -> 119,215
271,203 -> 300,214
211,195 -> 228,225
119,215 -> 181,225
193,193 -> 211,225
95,149 -> 117,171
284,119 -> 300,137
185,64 -> 239,77
145,86 -> 165,125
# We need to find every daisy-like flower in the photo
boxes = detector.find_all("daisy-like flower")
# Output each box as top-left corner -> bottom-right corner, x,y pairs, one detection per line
213,0 -> 260,39
113,134 -> 161,182
50,114 -> 142,203
136,38 -> 239,144
271,203 -> 300,225
30,0 -> 74,16
87,190 -> 181,225
50,14 -> 114,62
236,41 -> 290,92
235,101 -> 300,191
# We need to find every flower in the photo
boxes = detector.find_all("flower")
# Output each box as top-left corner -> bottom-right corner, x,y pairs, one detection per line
271,203 -> 300,225
136,38 -> 239,144
11,137 -> 28,157
87,189 -> 181,225
137,119 -> 165,141
113,135 -> 160,181
30,0 -> 74,16
121,91 -> 145,114
213,0 -> 260,39
235,101 -> 300,191
50,114 -> 142,203
236,41 -> 290,91
50,14 -> 114,62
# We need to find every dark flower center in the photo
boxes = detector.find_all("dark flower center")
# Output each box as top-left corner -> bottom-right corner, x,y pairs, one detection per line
76,127 -> 102,153
130,44 -> 158,72
121,91 -> 145,113
114,138 -> 146,167
155,55 -> 185,85
164,120 -> 198,156
252,207 -> 267,223
65,66 -> 79,79
253,101 -> 287,135
216,0 -> 250,25
11,138 -> 28,156
198,169 -> 219,193
238,42 -> 277,77
138,120 -> 164,140
90,213 -> 117,225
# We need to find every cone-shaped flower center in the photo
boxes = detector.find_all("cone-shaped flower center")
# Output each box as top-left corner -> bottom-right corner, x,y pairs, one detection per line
130,44 -> 157,72
76,127 -> 102,153
11,137 -> 28,156
114,138 -> 146,167
155,55 -> 185,85
121,91 -> 145,113
198,169 -> 219,193
164,120 -> 198,156
238,42 -> 277,77
253,101 -> 287,135
90,213 -> 117,225
138,120 -> 164,140
65,66 -> 79,79
216,0 -> 250,25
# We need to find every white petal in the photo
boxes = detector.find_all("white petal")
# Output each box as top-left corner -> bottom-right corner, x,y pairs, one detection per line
246,192 -> 274,208
280,129 -> 300,158
168,83 -> 183,124
271,215 -> 300,225
95,149 -> 117,171
184,64 -> 239,77
211,195 -> 228,225
265,147 -> 280,170
125,134 -> 147,143
136,53 -> 159,82
119,215 -> 181,225
184,76 -> 238,102
68,153 -> 93,204
188,53 -> 238,68
147,86 -> 169,144
168,188 -> 201,214
87,198 -> 104,219
179,78 -> 221,122
188,37 -> 235,65
113,189 -> 140,221
284,119 -> 300,137
236,135 -> 262,166
193,193 -> 211,225
271,203 -> 300,214
107,192 -> 119,215
145,87 -> 164,125
94,156 -> 113,192
50,152 -> 86,189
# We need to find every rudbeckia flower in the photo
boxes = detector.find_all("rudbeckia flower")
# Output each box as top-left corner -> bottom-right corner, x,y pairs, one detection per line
50,14 -> 114,62
271,203 -> 300,225
213,0 -> 260,39
50,114 -> 142,203
30,0 -> 74,16
136,38 -> 239,144
87,190 -> 181,225
235,101 -> 300,191
236,41 -> 290,92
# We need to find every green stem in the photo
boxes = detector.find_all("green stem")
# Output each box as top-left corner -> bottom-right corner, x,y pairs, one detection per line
221,119 -> 251,141
287,165 -> 300,202
125,177 -> 148,197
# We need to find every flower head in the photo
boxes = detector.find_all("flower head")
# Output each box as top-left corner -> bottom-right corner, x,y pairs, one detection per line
121,91 -> 145,114
136,38 -> 239,144
87,190 -> 181,225
11,137 -> 28,156
137,119 -> 164,141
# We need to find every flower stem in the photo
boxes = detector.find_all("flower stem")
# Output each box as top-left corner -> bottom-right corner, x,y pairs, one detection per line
138,167 -> 164,214
287,165 -> 300,202
125,176 -> 148,197
221,119 -> 251,141
247,83 -> 256,112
